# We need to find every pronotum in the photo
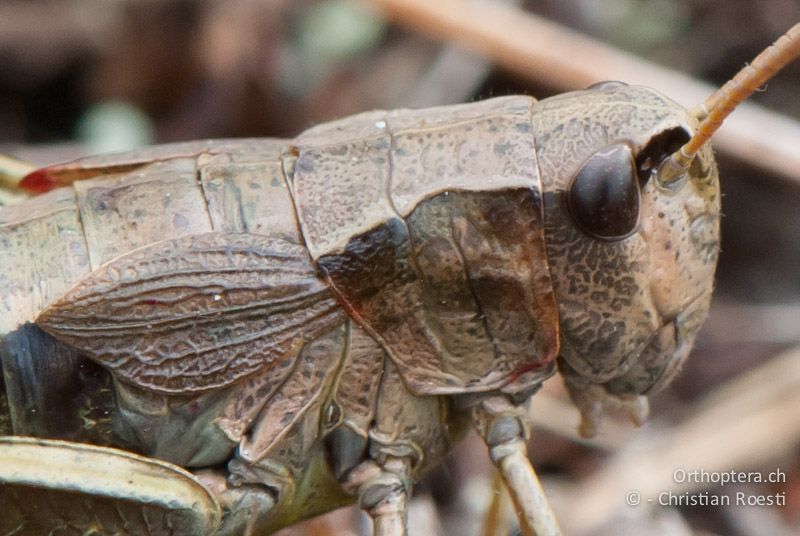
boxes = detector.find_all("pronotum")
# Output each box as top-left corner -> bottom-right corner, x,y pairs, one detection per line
0,21 -> 797,536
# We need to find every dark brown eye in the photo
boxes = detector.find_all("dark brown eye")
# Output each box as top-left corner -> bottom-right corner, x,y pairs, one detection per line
568,143 -> 640,241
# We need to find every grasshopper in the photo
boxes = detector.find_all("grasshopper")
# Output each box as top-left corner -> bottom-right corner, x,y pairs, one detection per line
0,21 -> 798,536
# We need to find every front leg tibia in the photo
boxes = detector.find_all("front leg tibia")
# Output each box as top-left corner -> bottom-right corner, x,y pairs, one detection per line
325,418 -> 411,535
471,395 -> 562,536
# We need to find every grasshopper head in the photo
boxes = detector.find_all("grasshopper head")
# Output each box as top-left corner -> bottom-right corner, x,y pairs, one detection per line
532,24 -> 798,435
531,83 -> 720,435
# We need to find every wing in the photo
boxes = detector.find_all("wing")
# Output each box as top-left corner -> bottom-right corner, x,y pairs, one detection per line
36,232 -> 345,395
17,138 -> 286,193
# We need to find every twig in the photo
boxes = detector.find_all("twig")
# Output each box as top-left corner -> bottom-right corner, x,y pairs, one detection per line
0,154 -> 35,190
706,301 -> 800,344
360,0 -> 800,186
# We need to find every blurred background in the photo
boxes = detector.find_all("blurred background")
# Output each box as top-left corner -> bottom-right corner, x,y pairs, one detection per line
1,1 -> 799,534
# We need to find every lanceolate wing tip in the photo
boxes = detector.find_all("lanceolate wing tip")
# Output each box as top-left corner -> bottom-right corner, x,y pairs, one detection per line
18,169 -> 60,194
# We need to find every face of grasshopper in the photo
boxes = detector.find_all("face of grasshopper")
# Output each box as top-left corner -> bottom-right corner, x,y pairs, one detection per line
530,83 -> 721,427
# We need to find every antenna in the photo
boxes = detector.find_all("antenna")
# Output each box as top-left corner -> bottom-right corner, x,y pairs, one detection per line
660,22 -> 800,182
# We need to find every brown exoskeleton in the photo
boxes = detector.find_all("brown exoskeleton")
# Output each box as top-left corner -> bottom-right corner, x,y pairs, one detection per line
0,22 -> 797,536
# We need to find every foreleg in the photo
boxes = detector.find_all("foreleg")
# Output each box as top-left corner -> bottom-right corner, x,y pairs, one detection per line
471,396 -> 562,536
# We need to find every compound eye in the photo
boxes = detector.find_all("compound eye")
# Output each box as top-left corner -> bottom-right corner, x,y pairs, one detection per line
568,143 -> 640,241
584,80 -> 629,91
